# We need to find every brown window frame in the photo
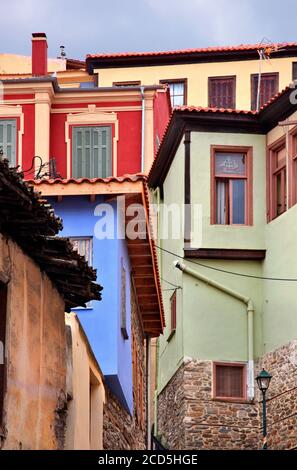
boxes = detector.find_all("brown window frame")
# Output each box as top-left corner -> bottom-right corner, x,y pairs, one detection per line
267,136 -> 287,221
251,72 -> 279,110
208,75 -> 236,109
159,78 -> 187,106
112,80 -> 141,87
210,145 -> 253,226
213,362 -> 247,402
0,283 -> 7,429
292,62 -> 297,81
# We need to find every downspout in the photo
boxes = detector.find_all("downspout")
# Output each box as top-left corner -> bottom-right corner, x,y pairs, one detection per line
140,86 -> 145,173
146,335 -> 151,449
174,261 -> 255,400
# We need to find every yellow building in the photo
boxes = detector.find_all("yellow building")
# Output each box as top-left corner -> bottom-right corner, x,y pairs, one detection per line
87,42 -> 297,110
65,313 -> 105,450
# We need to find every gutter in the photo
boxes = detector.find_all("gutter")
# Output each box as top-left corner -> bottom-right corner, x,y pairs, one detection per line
174,261 -> 255,400
140,86 -> 145,173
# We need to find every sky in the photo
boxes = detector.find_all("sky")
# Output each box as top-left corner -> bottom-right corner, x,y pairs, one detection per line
0,0 -> 296,60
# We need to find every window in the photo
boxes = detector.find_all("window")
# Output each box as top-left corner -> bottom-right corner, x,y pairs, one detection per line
289,129 -> 297,207
69,238 -> 93,308
120,258 -> 128,340
208,76 -> 236,109
211,146 -> 253,225
251,72 -> 279,110
0,120 -> 17,166
72,126 -> 112,179
113,80 -> 141,87
0,283 -> 7,427
170,291 -> 177,333
213,363 -> 246,401
268,138 -> 287,220
160,79 -> 187,106
292,62 -> 297,81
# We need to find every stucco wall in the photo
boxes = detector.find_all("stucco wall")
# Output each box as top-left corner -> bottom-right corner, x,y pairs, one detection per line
50,195 -> 133,414
65,314 -> 105,450
0,234 -> 66,450
95,56 -> 296,109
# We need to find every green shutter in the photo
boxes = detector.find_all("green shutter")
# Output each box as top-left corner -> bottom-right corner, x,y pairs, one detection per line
0,120 -> 17,166
72,126 -> 112,178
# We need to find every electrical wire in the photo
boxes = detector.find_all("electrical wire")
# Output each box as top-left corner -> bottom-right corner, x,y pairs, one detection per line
156,245 -> 297,282
161,277 -> 182,289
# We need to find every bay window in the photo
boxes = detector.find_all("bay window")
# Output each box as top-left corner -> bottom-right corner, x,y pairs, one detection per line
211,146 -> 253,225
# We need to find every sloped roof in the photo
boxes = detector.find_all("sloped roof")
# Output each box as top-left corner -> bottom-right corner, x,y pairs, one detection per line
148,85 -> 297,188
30,174 -> 165,337
0,157 -> 102,310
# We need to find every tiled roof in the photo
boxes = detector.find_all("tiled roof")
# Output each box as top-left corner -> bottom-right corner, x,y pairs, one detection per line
175,105 -> 257,115
31,173 -> 147,185
86,42 -> 297,59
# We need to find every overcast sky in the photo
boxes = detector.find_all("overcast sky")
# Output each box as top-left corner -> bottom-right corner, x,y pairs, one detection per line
0,0 -> 296,60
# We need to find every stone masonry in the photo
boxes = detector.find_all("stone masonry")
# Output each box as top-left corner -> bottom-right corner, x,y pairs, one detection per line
158,340 -> 297,450
103,282 -> 147,450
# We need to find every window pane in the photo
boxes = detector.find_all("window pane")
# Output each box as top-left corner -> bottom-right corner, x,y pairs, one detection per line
215,153 -> 245,176
172,82 -> 184,95
216,180 -> 227,224
231,179 -> 245,224
172,94 -> 184,106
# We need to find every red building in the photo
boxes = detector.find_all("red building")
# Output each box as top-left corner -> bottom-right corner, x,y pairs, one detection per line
0,33 -> 170,180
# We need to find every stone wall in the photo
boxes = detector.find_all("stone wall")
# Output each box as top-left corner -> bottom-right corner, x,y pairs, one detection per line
259,340 -> 297,450
158,341 -> 297,450
0,235 -> 67,450
103,282 -> 146,450
158,359 -> 258,450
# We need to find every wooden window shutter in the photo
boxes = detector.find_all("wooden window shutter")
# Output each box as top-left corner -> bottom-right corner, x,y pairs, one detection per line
0,120 -> 17,166
170,291 -> 177,332
0,283 -> 7,425
293,62 -> 297,81
215,364 -> 245,399
72,126 -> 112,178
251,73 -> 278,110
209,77 -> 235,109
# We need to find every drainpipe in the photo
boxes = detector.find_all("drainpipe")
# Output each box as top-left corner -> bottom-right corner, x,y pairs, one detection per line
146,335 -> 151,450
140,86 -> 145,173
174,261 -> 255,400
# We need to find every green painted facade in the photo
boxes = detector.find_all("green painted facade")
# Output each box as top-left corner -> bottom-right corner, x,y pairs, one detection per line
155,127 -> 297,394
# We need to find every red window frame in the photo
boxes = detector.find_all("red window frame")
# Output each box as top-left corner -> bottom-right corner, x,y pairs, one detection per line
211,146 -> 253,226
208,76 -> 236,109
213,362 -> 247,402
267,137 -> 287,221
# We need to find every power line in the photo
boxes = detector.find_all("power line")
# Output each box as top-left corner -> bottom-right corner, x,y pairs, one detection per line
161,277 -> 182,289
156,245 -> 297,282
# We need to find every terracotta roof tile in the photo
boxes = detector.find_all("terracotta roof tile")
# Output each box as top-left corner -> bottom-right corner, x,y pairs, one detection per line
31,173 -> 147,185
87,42 -> 297,60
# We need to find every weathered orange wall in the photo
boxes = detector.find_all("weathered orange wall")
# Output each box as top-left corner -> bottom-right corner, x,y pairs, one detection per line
0,234 -> 66,450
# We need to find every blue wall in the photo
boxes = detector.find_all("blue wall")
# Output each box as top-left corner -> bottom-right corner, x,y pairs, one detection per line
49,195 -> 133,413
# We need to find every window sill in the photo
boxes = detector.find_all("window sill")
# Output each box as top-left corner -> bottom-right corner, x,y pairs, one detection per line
212,397 -> 254,405
167,329 -> 176,342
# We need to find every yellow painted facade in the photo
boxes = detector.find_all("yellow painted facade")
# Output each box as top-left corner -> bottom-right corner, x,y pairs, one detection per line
95,56 -> 297,109
65,313 -> 105,450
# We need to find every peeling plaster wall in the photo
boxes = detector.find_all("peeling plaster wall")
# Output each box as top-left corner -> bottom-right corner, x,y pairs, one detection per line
0,234 -> 67,450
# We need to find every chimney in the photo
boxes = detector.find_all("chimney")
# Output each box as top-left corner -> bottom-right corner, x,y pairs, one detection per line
32,33 -> 48,76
